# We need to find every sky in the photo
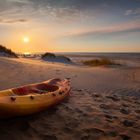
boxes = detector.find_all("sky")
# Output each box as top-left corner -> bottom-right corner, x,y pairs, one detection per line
0,0 -> 140,53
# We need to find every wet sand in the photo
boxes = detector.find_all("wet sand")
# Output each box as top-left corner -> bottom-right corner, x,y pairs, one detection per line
0,57 -> 140,140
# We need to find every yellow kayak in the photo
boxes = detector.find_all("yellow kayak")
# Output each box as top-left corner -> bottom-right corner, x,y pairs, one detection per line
0,78 -> 71,118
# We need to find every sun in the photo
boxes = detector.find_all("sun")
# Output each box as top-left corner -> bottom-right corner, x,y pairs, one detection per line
23,36 -> 30,43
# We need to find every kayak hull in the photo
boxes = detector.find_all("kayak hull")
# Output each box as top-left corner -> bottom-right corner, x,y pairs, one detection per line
0,78 -> 70,118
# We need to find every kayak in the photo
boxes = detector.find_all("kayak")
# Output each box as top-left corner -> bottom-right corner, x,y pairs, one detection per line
0,78 -> 70,118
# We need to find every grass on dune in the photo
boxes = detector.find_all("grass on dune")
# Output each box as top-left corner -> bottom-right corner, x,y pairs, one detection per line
41,52 -> 71,62
82,58 -> 120,67
0,45 -> 18,58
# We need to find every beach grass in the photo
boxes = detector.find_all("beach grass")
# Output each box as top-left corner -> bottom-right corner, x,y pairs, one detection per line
41,52 -> 56,59
0,45 -> 18,58
41,52 -> 71,62
82,58 -> 120,66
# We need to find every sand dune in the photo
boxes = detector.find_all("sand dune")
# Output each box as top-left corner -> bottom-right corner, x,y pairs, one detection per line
0,57 -> 140,140
41,53 -> 73,64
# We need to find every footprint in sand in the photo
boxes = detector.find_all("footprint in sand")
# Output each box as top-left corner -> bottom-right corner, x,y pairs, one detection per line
106,131 -> 118,137
74,89 -> 83,92
63,126 -> 73,133
75,108 -> 84,114
104,114 -> 118,120
135,109 -> 140,114
119,134 -> 131,140
122,103 -> 130,107
120,108 -> 130,115
122,120 -> 135,127
134,100 -> 140,105
81,128 -> 105,140
92,93 -> 101,98
99,104 -> 109,110
104,114 -> 118,123
66,77 -> 71,80
106,95 -> 120,101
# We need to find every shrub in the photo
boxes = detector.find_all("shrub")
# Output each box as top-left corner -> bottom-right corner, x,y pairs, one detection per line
41,52 -> 56,59
42,52 -> 71,62
83,58 -> 119,66
0,45 -> 18,58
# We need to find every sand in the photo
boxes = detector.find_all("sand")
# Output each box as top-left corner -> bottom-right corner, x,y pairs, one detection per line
0,56 -> 140,140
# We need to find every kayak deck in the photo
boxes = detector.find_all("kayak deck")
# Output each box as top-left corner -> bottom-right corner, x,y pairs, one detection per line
0,78 -> 71,118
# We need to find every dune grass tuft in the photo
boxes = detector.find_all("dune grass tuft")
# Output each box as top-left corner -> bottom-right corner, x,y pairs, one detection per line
83,58 -> 120,67
0,45 -> 18,58
41,52 -> 56,59
41,52 -> 71,62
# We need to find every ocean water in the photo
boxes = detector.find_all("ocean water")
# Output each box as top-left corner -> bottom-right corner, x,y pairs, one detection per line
60,52 -> 140,59
24,52 -> 140,65
59,53 -> 140,66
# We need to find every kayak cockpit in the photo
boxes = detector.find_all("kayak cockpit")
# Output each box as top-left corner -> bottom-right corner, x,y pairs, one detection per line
12,84 -> 59,96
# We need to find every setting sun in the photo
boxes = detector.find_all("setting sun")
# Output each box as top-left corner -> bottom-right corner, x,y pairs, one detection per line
23,37 -> 30,43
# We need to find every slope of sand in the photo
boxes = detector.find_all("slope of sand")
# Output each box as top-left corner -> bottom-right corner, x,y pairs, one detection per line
42,55 -> 73,64
0,57 -> 140,140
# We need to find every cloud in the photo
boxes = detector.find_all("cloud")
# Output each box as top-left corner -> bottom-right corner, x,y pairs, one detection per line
0,0 -> 140,26
7,0 -> 29,4
125,8 -> 140,15
0,0 -> 83,23
0,19 -> 28,24
64,21 -> 140,38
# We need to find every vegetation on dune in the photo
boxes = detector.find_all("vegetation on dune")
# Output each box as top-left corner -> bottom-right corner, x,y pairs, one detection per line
41,52 -> 56,58
83,58 -> 120,67
41,52 -> 71,62
0,45 -> 18,58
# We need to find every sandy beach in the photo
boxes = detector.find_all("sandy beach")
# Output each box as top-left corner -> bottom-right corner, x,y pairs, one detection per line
0,55 -> 140,140
0,0 -> 140,139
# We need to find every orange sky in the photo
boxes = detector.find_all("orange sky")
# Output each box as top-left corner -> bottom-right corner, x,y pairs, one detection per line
0,0 -> 140,53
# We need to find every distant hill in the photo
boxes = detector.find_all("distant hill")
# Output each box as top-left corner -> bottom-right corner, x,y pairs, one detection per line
0,45 -> 18,58
41,52 -> 72,64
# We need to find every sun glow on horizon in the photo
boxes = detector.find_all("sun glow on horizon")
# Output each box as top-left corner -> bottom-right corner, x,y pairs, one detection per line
24,52 -> 31,55
23,36 -> 30,43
